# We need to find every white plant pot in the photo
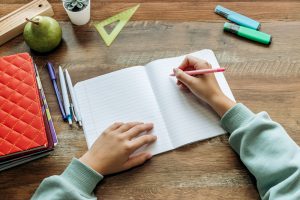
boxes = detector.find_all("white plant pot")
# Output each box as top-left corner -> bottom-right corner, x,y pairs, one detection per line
64,1 -> 90,25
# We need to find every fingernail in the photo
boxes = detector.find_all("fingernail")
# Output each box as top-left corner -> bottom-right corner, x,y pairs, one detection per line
173,68 -> 178,75
146,154 -> 152,159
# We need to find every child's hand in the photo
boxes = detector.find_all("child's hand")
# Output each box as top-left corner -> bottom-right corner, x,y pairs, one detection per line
174,56 -> 236,117
174,56 -> 222,103
79,122 -> 156,175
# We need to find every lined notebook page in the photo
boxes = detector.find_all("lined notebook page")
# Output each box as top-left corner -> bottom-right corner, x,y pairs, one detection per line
74,66 -> 172,155
145,49 -> 235,148
74,49 -> 235,156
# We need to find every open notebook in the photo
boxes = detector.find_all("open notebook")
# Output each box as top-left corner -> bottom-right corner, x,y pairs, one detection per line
74,49 -> 235,155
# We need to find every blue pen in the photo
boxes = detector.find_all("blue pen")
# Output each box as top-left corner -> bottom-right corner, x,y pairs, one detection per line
215,5 -> 261,30
46,62 -> 67,120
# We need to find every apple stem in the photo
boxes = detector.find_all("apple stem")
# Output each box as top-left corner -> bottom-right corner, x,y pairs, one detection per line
25,18 -> 39,25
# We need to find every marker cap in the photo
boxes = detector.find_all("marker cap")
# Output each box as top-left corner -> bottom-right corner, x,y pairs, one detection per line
224,22 -> 272,45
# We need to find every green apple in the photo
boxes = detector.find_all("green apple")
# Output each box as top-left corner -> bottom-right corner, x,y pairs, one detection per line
23,16 -> 62,53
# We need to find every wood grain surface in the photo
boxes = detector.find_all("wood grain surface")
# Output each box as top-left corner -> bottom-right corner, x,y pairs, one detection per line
0,0 -> 300,199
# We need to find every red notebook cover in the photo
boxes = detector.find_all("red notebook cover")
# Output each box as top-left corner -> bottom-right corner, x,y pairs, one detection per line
0,53 -> 49,158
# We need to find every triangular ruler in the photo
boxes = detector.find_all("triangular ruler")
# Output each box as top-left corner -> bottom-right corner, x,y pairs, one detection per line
94,4 -> 140,46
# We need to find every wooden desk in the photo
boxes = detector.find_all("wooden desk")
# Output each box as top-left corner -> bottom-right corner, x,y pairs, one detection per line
0,1 -> 300,199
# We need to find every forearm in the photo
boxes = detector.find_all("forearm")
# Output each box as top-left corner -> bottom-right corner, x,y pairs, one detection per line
221,104 -> 300,200
32,158 -> 103,200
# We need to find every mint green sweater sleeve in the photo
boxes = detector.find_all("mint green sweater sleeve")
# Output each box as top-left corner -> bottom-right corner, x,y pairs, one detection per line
31,158 -> 103,200
221,103 -> 300,200
32,103 -> 300,200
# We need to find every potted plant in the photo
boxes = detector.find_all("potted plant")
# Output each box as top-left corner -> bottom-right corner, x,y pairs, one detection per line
62,0 -> 90,25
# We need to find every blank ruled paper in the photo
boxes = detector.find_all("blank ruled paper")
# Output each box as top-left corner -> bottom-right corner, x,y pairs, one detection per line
74,50 -> 235,155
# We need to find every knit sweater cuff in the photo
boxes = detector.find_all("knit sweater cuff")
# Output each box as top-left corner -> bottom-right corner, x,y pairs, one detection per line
220,103 -> 255,134
61,158 -> 103,194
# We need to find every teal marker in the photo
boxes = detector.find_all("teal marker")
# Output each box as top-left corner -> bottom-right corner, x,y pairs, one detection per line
224,22 -> 272,45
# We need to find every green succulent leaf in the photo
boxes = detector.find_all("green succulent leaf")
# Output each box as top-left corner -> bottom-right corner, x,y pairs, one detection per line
63,0 -> 88,11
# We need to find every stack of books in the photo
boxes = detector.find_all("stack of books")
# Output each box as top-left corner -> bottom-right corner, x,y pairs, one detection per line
0,53 -> 57,171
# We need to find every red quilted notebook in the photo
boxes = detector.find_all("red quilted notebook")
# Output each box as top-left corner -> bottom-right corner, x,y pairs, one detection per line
0,53 -> 49,159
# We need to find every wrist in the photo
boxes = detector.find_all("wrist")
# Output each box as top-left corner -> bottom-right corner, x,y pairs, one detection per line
79,152 -> 106,175
208,93 -> 236,117
206,92 -> 225,107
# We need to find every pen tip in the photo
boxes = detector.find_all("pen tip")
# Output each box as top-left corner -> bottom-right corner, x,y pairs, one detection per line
79,121 -> 82,126
68,118 -> 72,125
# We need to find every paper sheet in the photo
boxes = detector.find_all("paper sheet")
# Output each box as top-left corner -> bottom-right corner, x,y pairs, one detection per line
74,49 -> 235,155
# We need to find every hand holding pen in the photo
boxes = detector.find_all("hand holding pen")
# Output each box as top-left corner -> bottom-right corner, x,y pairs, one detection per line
172,55 -> 235,117
172,56 -> 223,97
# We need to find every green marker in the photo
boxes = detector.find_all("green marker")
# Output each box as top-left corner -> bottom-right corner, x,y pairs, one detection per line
224,22 -> 272,45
